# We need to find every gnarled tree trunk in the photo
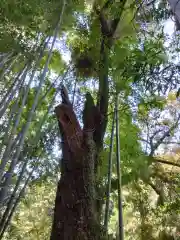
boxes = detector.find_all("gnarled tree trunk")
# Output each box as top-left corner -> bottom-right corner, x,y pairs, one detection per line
50,87 -> 104,240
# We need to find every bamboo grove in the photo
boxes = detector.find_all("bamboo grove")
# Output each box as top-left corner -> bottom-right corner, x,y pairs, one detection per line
0,0 -> 180,239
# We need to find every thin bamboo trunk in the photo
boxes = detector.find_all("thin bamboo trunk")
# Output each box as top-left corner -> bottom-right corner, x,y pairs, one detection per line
0,65 -> 27,113
0,35 -> 52,182
0,52 -> 14,70
0,154 -> 27,231
0,99 -> 19,156
0,55 -> 19,95
115,95 -> 124,240
0,7 -> 65,205
0,74 -> 29,182
104,108 -> 115,231
0,166 -> 36,239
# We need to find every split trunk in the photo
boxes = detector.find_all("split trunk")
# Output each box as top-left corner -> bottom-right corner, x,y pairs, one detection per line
50,88 -> 105,240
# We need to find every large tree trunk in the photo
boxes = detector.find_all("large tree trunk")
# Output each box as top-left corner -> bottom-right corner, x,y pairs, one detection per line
50,3 -> 122,237
50,148 -> 97,239
50,87 -> 105,240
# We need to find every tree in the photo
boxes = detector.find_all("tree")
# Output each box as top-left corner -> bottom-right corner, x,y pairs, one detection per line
49,0 -> 137,237
0,0 -> 180,239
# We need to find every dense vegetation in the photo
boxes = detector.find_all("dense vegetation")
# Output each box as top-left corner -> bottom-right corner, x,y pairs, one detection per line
0,0 -> 180,239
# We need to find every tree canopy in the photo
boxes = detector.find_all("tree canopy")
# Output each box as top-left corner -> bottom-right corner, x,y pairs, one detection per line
0,0 -> 180,239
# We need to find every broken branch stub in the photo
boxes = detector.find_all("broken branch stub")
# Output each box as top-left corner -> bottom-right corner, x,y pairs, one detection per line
55,85 -> 83,155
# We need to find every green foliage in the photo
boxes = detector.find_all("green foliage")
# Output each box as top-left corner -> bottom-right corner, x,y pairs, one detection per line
0,0 -> 78,55
4,179 -> 56,240
0,0 -> 180,239
138,95 -> 166,117
68,24 -> 101,78
39,50 -> 66,74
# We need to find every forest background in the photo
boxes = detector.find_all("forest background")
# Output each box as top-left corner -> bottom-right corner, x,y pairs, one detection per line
0,0 -> 180,239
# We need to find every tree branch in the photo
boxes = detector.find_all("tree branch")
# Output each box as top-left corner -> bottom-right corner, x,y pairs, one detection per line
153,158 -> 180,168
148,181 -> 161,197
150,114 -> 180,156
148,181 -> 164,205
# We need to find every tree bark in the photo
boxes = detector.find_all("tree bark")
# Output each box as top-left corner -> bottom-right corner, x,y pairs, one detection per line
50,145 -> 98,239
51,87 -> 105,240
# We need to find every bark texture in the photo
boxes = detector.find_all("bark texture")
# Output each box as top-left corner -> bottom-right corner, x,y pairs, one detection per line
50,87 -> 104,240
